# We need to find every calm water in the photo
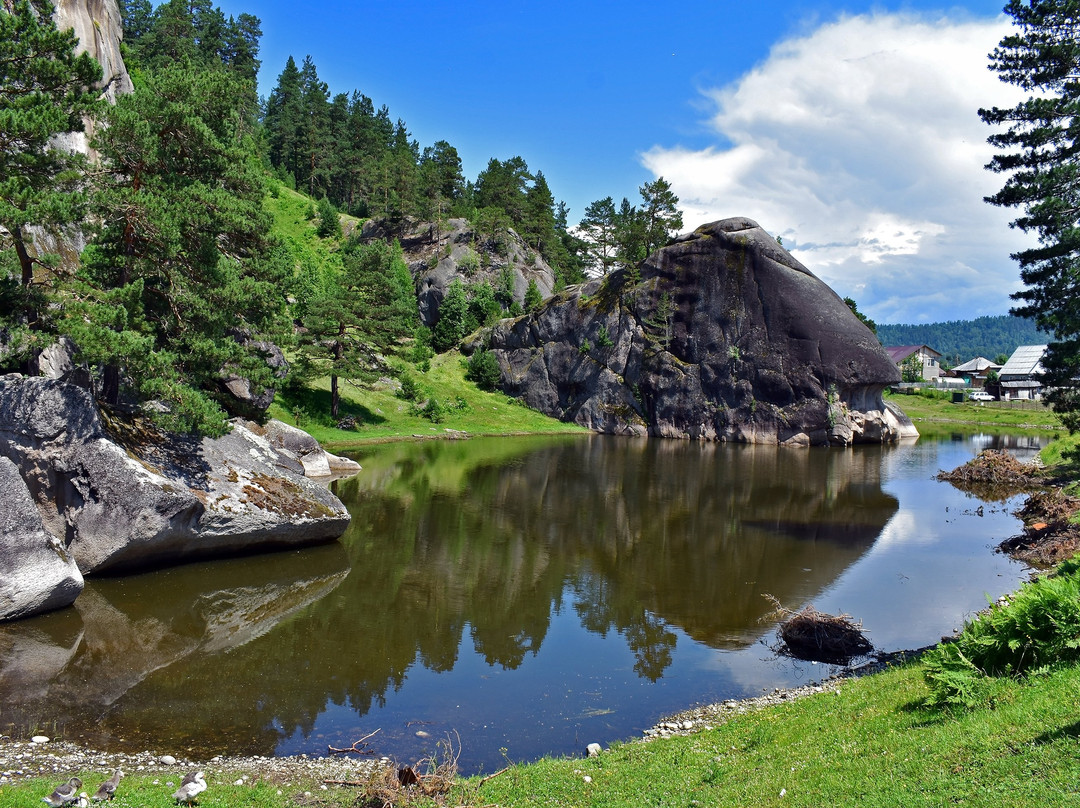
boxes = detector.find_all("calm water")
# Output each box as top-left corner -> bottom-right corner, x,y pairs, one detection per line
0,432 -> 1047,774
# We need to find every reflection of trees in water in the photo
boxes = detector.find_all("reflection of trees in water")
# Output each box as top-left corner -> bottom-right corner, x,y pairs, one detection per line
0,437 -> 898,758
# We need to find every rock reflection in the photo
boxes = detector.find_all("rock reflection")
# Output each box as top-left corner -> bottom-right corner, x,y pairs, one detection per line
0,543 -> 349,749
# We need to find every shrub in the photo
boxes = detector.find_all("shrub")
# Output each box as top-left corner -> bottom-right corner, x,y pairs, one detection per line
923,559 -> 1080,708
465,348 -> 501,391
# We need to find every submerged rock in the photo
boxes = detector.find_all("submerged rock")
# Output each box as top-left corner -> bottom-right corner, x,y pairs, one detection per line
0,457 -> 84,621
0,375 -> 351,578
475,218 -> 916,445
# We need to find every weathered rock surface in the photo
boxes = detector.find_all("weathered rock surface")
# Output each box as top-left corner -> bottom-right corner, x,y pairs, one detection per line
0,375 -> 352,577
259,419 -> 362,477
475,218 -> 915,445
360,217 -> 556,327
0,457 -> 84,621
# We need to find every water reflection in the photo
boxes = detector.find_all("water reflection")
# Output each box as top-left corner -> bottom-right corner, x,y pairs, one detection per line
0,434 -> 1033,774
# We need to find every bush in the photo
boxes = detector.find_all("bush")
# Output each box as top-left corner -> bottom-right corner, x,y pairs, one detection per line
923,559 -> 1080,708
465,348 -> 501,391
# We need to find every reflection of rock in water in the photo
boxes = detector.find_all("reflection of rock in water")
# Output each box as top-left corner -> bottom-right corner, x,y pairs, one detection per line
0,543 -> 348,744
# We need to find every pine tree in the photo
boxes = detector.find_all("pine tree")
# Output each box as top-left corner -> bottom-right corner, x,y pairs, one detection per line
70,62 -> 286,435
295,240 -> 417,419
264,56 -> 304,183
579,197 -> 618,275
980,0 -> 1080,429
639,177 -> 683,256
0,0 -> 102,362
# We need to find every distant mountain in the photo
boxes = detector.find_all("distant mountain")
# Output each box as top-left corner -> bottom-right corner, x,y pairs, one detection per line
875,315 -> 1050,367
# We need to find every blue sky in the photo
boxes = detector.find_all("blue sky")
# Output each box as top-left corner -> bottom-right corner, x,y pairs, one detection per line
211,0 -> 1026,325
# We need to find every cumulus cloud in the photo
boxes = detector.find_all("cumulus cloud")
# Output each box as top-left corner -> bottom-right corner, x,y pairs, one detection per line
642,13 -> 1032,324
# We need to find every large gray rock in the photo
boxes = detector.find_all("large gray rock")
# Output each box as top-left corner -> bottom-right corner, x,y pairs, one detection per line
259,419 -> 361,478
0,375 -> 351,575
0,456 -> 84,621
475,218 -> 916,446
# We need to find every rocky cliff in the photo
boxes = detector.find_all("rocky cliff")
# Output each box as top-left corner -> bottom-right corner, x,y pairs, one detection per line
473,218 -> 915,446
360,217 -> 557,327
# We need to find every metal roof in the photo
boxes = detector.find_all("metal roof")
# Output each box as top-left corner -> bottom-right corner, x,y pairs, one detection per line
951,357 -> 1001,373
999,345 -> 1048,379
885,345 -> 942,363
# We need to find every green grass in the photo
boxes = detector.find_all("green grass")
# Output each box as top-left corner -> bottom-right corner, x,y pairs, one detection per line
269,350 -> 586,450
887,389 -> 1063,433
467,659 -> 1080,807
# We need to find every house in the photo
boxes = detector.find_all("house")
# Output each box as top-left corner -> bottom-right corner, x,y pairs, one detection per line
998,344 -> 1048,400
948,356 -> 1002,389
885,345 -> 943,381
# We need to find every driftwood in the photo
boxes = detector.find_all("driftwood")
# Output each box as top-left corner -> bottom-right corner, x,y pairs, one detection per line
765,595 -> 873,664
327,728 -> 380,755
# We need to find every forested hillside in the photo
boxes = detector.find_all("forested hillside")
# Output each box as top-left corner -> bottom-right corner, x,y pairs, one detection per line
876,315 -> 1049,367
0,0 -> 691,436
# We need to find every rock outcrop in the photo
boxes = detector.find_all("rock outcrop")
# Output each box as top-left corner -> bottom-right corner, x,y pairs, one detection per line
0,375 -> 353,579
360,217 -> 556,327
474,218 -> 915,446
0,457 -> 84,621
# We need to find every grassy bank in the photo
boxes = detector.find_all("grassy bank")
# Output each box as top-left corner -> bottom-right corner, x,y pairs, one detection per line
267,350 -> 587,449
887,389 -> 1063,433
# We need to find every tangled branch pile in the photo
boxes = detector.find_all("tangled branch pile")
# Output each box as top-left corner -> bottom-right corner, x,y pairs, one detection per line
936,449 -> 1043,501
999,489 -> 1080,567
765,596 -> 873,664
346,736 -> 460,808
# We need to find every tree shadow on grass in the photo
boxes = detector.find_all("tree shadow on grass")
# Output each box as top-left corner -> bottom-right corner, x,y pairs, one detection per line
1032,721 -> 1080,747
276,384 -> 387,428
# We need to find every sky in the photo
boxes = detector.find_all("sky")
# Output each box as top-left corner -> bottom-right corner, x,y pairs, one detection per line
210,0 -> 1030,325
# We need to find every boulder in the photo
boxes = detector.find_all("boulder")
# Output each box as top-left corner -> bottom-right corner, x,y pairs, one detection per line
259,419 -> 362,478
0,456 -> 84,621
476,218 -> 913,446
0,375 -> 351,575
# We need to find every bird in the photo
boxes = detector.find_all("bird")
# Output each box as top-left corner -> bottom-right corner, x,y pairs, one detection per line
172,771 -> 207,806
42,777 -> 82,807
74,793 -> 90,808
91,770 -> 122,802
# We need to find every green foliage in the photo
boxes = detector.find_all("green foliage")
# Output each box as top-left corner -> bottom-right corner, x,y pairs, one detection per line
293,239 -> 417,418
457,247 -> 481,276
465,348 -> 501,391
979,0 -> 1080,432
923,560 -> 1080,708
524,278 -> 543,312
843,296 -> 877,334
432,278 -> 470,352
315,197 -> 341,239
875,316 -> 1047,366
596,324 -> 614,349
70,62 -> 284,435
900,354 -> 924,383
0,0 -> 102,349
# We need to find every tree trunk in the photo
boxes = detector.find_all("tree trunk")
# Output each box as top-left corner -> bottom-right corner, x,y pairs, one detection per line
331,373 -> 339,420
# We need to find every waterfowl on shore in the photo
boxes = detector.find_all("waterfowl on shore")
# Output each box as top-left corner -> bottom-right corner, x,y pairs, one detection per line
91,770 -> 122,802
42,777 -> 82,807
172,771 -> 206,805
74,793 -> 90,808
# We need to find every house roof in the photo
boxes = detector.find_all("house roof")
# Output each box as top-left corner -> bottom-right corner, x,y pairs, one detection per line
952,357 -> 1001,373
999,344 -> 1048,379
885,345 -> 942,363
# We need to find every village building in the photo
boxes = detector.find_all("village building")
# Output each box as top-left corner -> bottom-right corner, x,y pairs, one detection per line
885,345 -> 943,381
948,357 -> 1002,389
998,344 -> 1048,401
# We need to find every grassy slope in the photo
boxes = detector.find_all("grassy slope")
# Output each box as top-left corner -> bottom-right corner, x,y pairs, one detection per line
887,390 -> 1063,433
263,185 -> 585,449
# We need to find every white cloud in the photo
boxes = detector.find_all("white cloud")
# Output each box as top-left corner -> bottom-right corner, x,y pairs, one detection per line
642,13 -> 1032,324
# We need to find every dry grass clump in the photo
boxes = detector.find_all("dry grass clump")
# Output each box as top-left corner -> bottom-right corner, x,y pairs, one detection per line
764,595 -> 873,665
936,449 -> 1044,501
341,735 -> 461,808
